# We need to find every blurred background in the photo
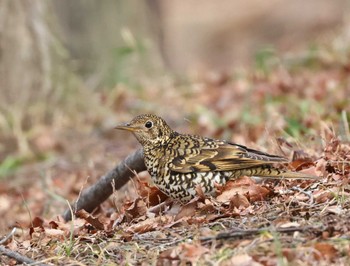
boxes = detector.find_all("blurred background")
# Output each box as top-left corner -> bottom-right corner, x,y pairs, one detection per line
0,0 -> 349,232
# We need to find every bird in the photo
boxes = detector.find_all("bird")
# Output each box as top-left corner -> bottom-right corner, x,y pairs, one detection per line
115,114 -> 317,202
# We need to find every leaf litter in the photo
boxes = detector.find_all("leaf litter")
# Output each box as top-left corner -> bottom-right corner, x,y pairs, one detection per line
1,53 -> 350,265
6,136 -> 350,265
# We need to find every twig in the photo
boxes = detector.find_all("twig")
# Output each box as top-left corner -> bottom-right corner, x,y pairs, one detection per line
0,228 -> 16,245
200,225 -> 322,242
0,245 -> 49,266
62,149 -> 146,221
290,186 -> 314,205
74,173 -> 90,217
341,110 -> 350,141
148,198 -> 173,214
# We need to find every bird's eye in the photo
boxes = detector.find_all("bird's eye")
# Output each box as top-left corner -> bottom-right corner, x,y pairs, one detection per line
145,121 -> 153,129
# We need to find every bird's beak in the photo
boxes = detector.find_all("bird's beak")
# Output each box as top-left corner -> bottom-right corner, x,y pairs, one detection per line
114,123 -> 138,132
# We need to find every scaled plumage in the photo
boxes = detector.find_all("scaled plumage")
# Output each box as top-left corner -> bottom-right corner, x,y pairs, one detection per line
116,114 -> 317,202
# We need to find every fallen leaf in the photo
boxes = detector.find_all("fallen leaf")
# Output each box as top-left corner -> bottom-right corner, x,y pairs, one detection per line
158,246 -> 180,264
126,215 -> 172,234
330,174 -> 342,181
125,198 -> 148,221
165,202 -> 182,216
48,221 -> 59,229
136,180 -> 168,206
314,191 -> 334,204
221,254 -> 262,266
297,166 -> 318,177
282,248 -> 297,262
29,217 -> 44,237
75,209 -> 105,230
229,193 -> 250,208
175,201 -> 198,221
315,158 -> 327,175
195,184 -> 206,201
290,154 -> 314,171
216,177 -> 271,204
248,184 -> 272,202
313,242 -> 338,261
178,243 -> 209,263
31,217 -> 44,228
44,228 -> 65,237
322,206 -> 343,215
198,200 -> 215,212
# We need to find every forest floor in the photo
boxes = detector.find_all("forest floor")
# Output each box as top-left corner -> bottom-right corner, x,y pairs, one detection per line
1,37 -> 350,265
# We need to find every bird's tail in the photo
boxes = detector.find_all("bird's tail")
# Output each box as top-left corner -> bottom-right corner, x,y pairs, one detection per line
234,165 -> 319,180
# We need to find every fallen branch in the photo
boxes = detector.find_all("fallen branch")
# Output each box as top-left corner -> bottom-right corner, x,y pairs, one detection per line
200,225 -> 322,242
0,245 -> 49,266
62,149 -> 146,221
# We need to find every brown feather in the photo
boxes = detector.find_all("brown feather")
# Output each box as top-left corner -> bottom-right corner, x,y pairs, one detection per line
169,140 -> 288,173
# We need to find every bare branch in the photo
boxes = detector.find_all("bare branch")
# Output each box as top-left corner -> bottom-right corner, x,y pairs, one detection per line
200,225 -> 323,242
0,245 -> 49,266
62,149 -> 146,221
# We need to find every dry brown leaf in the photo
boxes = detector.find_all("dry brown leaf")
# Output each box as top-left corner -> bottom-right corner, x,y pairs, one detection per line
48,220 -> 59,229
198,200 -> 216,213
297,166 -> 318,177
216,189 -> 238,204
75,209 -> 105,230
52,219 -> 85,233
165,202 -> 182,216
44,228 -> 65,238
206,213 -> 231,221
330,173 -> 342,181
21,240 -> 31,249
125,198 -> 148,221
187,216 -> 209,225
178,243 -> 209,263
29,217 -> 44,237
221,254 -> 262,266
248,184 -> 272,202
315,158 -> 327,175
290,154 -> 314,171
229,193 -> 250,208
136,180 -> 168,206
195,184 -> 206,201
31,216 -> 44,228
199,227 -> 216,239
158,246 -> 180,264
217,177 -> 271,204
216,178 -> 249,202
322,206 -> 343,215
314,191 -> 334,204
175,201 -> 198,221
292,149 -> 311,161
126,215 -> 172,234
313,242 -> 338,261
282,248 -> 297,262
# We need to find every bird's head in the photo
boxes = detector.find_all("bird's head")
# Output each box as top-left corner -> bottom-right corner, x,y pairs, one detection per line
115,114 -> 173,147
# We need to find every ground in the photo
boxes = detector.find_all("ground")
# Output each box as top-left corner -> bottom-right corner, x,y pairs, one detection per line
0,36 -> 350,265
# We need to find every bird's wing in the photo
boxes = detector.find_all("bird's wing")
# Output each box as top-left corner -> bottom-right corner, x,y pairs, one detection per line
168,137 -> 288,173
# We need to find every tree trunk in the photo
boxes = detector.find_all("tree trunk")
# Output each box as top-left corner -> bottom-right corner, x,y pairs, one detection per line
0,0 -> 79,157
